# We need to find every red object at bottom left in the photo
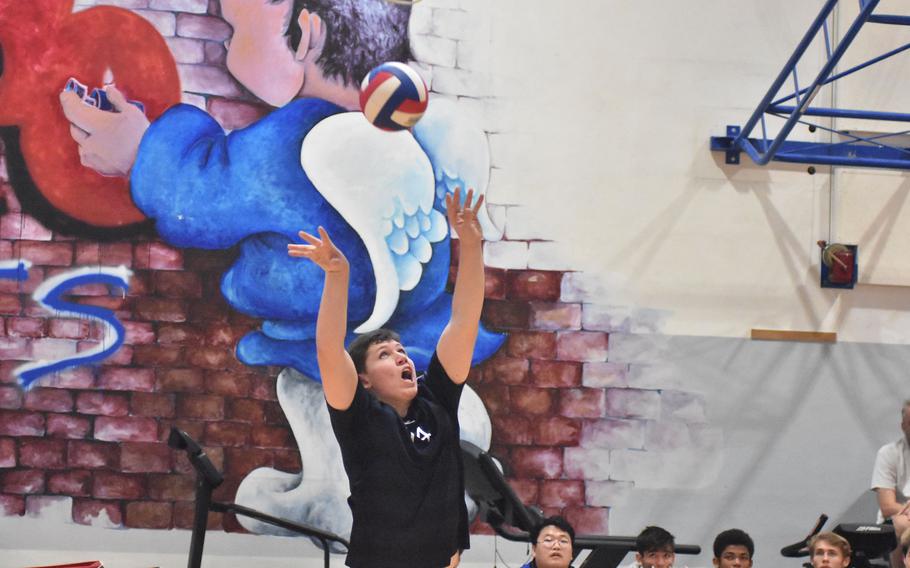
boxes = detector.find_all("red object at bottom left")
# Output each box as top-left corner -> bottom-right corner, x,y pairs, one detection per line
26,562 -> 103,568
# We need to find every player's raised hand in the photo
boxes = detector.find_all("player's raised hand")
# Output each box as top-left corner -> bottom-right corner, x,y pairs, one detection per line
59,85 -> 149,177
287,226 -> 349,273
446,186 -> 484,246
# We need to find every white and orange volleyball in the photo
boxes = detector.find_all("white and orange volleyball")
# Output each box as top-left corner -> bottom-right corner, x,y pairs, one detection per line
359,62 -> 428,131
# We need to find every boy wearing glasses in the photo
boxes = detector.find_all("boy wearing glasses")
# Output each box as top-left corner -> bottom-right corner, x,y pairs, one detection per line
523,516 -> 576,568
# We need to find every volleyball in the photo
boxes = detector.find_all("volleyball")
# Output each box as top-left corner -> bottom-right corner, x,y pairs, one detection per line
359,62 -> 429,131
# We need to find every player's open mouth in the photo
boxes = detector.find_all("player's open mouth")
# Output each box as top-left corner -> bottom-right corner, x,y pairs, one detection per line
401,369 -> 413,381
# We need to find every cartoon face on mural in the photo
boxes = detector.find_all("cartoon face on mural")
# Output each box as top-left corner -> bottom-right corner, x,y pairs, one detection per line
102,0 -> 501,374
219,0 -> 413,109
220,0 -> 310,108
35,0 -> 504,540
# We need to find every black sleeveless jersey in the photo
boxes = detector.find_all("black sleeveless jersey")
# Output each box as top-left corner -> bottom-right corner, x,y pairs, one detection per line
328,353 -> 469,568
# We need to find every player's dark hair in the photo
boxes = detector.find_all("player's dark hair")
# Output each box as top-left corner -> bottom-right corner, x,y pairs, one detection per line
347,328 -> 401,374
286,0 -> 412,86
530,516 -> 575,548
713,528 -> 754,559
636,526 -> 675,554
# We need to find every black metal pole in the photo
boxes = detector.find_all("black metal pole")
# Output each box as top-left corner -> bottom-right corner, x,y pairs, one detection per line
187,476 -> 213,568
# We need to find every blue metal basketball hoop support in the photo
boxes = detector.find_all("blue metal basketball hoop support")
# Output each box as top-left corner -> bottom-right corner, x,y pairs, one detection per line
711,0 -> 910,169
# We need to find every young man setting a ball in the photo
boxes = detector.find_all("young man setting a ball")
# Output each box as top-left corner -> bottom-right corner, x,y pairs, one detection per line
289,188 -> 486,568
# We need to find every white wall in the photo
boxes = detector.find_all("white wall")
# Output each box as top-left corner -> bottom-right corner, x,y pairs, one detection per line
478,0 -> 910,343
471,0 -> 910,563
604,336 -> 905,566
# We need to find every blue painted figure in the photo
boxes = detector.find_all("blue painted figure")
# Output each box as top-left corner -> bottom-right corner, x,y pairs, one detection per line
63,0 -> 503,377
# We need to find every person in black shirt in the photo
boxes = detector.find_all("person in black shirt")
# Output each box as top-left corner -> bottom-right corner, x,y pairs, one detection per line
522,516 -> 576,568
288,187 -> 486,568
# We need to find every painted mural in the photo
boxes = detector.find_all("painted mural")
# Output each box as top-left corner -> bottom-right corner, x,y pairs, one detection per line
0,0 -> 757,565
0,0 -> 516,544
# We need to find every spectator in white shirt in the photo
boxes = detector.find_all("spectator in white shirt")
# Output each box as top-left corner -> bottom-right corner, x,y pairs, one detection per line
871,399 -> 910,568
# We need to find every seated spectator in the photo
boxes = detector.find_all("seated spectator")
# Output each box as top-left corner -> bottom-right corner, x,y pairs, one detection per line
871,399 -> 910,568
635,526 -> 676,568
808,532 -> 852,568
522,516 -> 576,568
713,528 -> 755,568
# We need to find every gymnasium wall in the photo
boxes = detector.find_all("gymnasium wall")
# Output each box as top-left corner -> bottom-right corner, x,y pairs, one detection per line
0,1 -> 907,567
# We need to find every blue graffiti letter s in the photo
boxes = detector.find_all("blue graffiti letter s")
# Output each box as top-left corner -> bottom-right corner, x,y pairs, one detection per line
13,265 -> 132,390
0,259 -> 31,282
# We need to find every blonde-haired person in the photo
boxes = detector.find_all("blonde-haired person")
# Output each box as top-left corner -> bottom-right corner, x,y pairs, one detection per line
808,532 -> 852,568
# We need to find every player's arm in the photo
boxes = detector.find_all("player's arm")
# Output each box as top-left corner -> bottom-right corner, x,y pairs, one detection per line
872,446 -> 906,518
876,488 -> 908,519
436,188 -> 485,385
288,227 -> 358,410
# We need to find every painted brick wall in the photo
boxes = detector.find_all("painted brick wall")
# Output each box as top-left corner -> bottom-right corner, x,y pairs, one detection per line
0,0 -> 713,539
470,266 -> 713,535
0,171 -> 294,530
